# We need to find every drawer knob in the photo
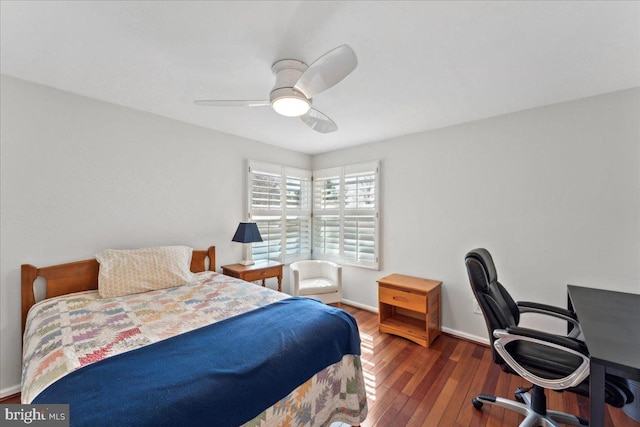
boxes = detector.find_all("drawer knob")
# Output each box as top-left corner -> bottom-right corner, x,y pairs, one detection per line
393,296 -> 407,302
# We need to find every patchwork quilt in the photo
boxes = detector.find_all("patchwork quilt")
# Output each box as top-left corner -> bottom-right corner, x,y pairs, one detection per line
22,271 -> 367,426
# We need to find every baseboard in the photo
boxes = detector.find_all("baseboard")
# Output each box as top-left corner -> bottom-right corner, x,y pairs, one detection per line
342,299 -> 490,346
0,384 -> 21,400
342,299 -> 378,313
441,326 -> 490,346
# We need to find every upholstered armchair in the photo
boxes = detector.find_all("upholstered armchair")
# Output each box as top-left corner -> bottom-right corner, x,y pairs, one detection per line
290,260 -> 342,306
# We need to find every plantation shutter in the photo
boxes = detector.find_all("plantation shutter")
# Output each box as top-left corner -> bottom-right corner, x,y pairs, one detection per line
312,168 -> 342,262
343,163 -> 378,268
284,167 -> 312,262
248,161 -> 311,263
312,162 -> 380,269
248,161 -> 283,262
247,160 -> 379,268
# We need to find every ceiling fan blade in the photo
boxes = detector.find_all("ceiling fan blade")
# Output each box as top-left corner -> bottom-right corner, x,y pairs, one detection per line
300,108 -> 338,133
194,100 -> 270,107
294,45 -> 358,99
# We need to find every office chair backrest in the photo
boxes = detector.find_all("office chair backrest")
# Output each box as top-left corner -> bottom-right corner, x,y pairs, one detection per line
465,248 -> 520,363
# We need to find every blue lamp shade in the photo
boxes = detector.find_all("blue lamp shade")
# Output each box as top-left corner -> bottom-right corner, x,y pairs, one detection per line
232,222 -> 263,244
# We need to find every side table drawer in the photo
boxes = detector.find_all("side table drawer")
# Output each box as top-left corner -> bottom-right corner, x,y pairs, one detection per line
242,266 -> 279,282
379,285 -> 426,313
221,268 -> 239,279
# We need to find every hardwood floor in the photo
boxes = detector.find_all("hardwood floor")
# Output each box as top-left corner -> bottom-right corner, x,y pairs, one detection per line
0,394 -> 19,404
4,305 -> 638,427
341,305 -> 640,427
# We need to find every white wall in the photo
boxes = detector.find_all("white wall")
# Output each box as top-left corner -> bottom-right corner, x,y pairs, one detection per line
0,75 -> 311,396
314,88 -> 640,343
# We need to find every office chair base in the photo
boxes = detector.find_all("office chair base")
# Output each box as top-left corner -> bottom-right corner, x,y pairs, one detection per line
472,392 -> 589,427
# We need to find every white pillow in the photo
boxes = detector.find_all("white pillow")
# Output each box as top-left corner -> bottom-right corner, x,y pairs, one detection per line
96,246 -> 194,298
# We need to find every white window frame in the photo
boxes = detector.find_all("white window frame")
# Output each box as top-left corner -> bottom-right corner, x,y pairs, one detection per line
312,167 -> 343,264
312,161 -> 380,270
247,160 -> 312,264
246,160 -> 380,269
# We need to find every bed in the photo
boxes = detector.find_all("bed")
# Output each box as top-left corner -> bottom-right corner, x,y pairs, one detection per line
21,245 -> 368,427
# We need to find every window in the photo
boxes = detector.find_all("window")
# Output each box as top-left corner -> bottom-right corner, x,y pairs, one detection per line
284,171 -> 312,260
312,168 -> 341,261
248,161 -> 311,263
313,162 -> 380,269
247,160 -> 379,269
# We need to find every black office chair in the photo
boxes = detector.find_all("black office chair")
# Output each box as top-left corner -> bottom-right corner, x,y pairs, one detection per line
465,248 -> 632,427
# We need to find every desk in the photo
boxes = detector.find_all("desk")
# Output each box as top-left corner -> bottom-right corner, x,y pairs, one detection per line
567,285 -> 640,427
221,261 -> 283,292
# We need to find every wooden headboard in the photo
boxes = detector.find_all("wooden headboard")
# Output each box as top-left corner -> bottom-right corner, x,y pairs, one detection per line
21,246 -> 216,334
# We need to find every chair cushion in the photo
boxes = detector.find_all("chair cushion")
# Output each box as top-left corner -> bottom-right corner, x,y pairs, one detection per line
505,340 -> 631,408
299,278 -> 339,295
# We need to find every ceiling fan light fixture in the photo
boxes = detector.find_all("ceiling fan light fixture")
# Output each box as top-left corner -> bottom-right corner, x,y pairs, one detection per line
270,88 -> 310,117
272,96 -> 310,117
195,44 -> 357,133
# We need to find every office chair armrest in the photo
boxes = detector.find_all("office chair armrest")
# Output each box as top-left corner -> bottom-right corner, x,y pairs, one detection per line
517,301 -> 581,338
493,328 -> 590,390
505,326 -> 589,356
517,301 -> 576,319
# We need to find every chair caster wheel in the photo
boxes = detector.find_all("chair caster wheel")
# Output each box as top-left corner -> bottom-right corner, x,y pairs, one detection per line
514,386 -> 530,403
472,398 -> 483,410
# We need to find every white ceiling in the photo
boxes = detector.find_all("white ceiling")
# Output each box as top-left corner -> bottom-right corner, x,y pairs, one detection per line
1,1 -> 639,155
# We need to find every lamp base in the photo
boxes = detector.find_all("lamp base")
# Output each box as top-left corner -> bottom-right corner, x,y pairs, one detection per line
238,259 -> 255,266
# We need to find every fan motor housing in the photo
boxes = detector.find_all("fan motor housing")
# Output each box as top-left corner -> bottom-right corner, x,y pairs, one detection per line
271,59 -> 308,91
270,59 -> 311,116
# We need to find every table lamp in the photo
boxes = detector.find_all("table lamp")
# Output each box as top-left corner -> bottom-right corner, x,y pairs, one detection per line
232,222 -> 263,266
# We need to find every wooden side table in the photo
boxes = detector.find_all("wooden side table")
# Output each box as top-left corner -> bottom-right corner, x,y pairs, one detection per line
221,261 -> 284,292
377,273 -> 442,347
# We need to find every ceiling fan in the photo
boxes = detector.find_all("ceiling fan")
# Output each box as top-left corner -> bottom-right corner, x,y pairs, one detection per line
194,45 -> 357,133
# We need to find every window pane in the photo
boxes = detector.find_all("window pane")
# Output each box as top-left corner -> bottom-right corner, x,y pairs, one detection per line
312,215 -> 340,256
286,216 -> 311,257
343,215 -> 376,261
251,172 -> 282,210
251,217 -> 282,261
286,175 -> 311,211
314,177 -> 341,211
344,172 -> 376,210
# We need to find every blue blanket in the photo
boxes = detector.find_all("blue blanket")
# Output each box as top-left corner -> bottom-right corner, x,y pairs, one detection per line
33,297 -> 361,427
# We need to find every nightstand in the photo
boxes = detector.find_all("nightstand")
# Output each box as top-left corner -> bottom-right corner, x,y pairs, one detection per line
378,273 -> 442,347
221,261 -> 284,292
